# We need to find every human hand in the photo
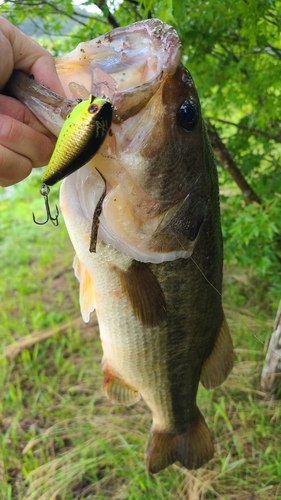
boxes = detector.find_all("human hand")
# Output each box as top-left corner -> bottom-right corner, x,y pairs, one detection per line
0,16 -> 65,187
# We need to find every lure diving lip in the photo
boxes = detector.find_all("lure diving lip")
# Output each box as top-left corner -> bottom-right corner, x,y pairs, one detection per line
42,94 -> 113,186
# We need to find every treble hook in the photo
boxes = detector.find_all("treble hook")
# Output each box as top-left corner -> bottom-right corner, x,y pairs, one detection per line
33,183 -> 59,226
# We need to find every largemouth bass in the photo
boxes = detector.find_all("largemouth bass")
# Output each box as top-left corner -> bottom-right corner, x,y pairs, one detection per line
7,19 -> 234,473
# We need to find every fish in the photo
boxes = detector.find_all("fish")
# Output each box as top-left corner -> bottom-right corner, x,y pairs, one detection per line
7,19 -> 235,473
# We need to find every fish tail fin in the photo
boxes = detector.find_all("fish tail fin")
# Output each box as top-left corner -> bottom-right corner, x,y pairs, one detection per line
146,410 -> 214,474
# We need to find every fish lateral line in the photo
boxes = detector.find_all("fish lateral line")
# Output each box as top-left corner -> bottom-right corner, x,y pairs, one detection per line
173,230 -> 275,356
174,231 -> 277,357
189,255 -> 280,359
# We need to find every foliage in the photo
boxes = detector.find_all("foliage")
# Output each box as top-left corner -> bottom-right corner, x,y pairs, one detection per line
221,190 -> 281,307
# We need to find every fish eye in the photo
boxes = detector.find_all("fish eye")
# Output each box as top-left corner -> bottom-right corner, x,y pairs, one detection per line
88,103 -> 99,114
178,100 -> 198,132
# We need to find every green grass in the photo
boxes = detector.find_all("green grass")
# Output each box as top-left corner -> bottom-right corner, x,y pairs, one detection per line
1,174 -> 281,499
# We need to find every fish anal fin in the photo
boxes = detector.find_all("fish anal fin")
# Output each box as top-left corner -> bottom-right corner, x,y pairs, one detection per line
73,254 -> 96,323
200,314 -> 235,390
117,261 -> 166,328
103,366 -> 140,406
147,410 -> 214,474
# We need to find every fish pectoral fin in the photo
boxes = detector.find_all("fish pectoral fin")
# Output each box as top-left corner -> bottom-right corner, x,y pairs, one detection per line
103,367 -> 140,406
200,314 -> 235,390
146,410 -> 214,474
73,254 -> 96,323
117,260 -> 166,328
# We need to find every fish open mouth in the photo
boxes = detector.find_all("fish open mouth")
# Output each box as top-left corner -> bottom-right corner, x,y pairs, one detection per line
6,21 -> 181,134
55,19 -> 182,121
57,19 -> 196,264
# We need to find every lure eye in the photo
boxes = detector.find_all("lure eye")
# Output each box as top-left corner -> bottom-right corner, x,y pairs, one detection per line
88,103 -> 99,114
178,99 -> 198,132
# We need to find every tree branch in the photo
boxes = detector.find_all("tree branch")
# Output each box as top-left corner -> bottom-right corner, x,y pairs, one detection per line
26,17 -> 83,39
263,14 -> 280,27
72,9 -> 109,26
43,0 -> 89,27
93,0 -> 120,29
124,0 -> 143,20
252,45 -> 281,60
7,0 -> 109,28
214,118 -> 281,144
206,121 -> 262,204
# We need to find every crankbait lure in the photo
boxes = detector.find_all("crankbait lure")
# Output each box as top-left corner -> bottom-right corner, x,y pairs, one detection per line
33,94 -> 112,225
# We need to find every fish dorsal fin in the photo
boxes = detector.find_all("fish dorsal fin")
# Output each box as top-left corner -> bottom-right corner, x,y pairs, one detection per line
200,314 -> 235,390
73,254 -> 96,323
117,261 -> 166,328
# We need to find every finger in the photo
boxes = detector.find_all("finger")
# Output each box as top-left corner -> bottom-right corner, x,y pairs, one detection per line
0,17 -> 64,95
0,113 -> 55,166
0,117 -> 56,186
0,145 -> 35,187
0,94 -> 55,137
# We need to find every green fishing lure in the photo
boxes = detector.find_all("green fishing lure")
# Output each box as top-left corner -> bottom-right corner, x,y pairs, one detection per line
34,94 -> 112,226
43,94 -> 113,186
